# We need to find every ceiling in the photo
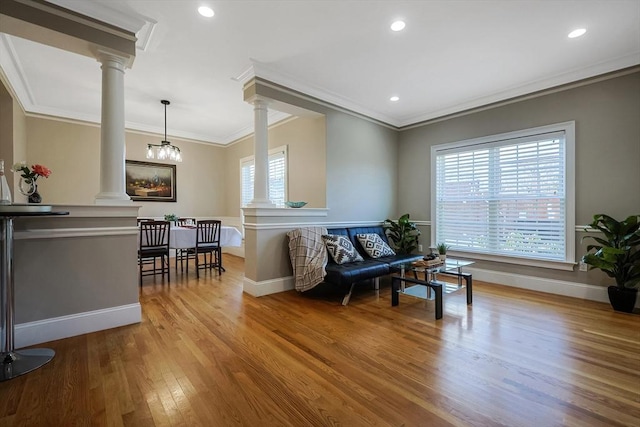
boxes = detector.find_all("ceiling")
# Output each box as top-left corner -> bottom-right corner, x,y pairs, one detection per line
1,0 -> 639,146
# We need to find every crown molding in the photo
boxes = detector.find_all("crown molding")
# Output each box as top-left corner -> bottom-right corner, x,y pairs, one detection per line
46,0 -> 156,51
46,0 -> 144,34
239,53 -> 640,132
134,18 -> 156,52
249,59 -> 400,127
397,52 -> 640,127
222,110 -> 291,144
2,34 -> 289,147
233,64 -> 256,86
0,35 -> 35,109
22,105 -> 290,147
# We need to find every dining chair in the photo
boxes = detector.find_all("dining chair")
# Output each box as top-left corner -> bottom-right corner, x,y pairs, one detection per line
185,219 -> 222,278
137,217 -> 154,224
175,217 -> 197,272
138,220 -> 171,285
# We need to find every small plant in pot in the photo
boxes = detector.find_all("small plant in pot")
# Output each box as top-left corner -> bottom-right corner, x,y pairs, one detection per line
436,243 -> 450,261
383,213 -> 421,254
581,214 -> 640,313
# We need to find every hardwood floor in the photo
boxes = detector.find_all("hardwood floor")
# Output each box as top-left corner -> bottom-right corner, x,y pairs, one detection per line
1,255 -> 638,426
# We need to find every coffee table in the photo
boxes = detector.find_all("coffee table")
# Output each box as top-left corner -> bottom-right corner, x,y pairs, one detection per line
391,258 -> 474,319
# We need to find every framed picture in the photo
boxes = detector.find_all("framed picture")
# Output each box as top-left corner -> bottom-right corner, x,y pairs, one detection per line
125,160 -> 177,202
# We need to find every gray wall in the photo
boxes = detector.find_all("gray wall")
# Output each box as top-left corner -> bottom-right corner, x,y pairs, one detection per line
249,80 -> 400,223
14,219 -> 138,323
325,111 -> 398,221
398,71 -> 640,286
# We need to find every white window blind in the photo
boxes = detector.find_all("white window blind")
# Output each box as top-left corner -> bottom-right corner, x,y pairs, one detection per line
241,146 -> 287,207
432,123 -> 575,268
241,159 -> 254,207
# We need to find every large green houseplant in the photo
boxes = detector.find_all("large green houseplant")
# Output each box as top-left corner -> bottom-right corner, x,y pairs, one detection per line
383,213 -> 421,254
581,214 -> 640,313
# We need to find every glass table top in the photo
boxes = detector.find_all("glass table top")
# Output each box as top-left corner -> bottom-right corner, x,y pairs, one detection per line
396,258 -> 474,273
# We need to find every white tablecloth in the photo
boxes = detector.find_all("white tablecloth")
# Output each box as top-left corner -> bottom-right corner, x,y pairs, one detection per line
169,225 -> 242,249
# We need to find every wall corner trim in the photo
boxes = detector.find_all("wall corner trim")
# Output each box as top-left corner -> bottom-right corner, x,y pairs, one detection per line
243,276 -> 294,297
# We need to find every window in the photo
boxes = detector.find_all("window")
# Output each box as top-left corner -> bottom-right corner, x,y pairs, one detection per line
241,145 -> 287,207
431,122 -> 575,270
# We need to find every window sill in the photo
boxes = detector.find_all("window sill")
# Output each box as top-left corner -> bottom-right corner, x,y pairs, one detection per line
449,251 -> 575,271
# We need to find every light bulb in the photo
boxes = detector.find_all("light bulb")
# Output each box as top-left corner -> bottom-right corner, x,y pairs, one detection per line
391,20 -> 406,32
568,28 -> 586,38
198,6 -> 214,18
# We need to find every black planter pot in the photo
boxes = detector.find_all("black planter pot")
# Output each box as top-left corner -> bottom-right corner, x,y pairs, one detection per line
607,286 -> 638,313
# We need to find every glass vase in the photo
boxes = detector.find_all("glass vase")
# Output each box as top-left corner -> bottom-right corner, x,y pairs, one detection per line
28,186 -> 42,204
19,178 -> 41,203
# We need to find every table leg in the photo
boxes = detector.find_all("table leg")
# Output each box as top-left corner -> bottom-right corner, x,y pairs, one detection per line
391,276 -> 399,306
1,217 -> 54,381
434,284 -> 443,320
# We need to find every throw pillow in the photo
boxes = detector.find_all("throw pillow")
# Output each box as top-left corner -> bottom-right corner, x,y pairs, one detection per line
356,233 -> 396,258
322,235 -> 364,264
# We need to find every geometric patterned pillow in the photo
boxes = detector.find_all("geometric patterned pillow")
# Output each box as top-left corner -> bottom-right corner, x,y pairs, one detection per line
356,233 -> 396,258
322,234 -> 364,265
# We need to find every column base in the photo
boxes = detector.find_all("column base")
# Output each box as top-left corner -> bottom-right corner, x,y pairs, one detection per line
94,192 -> 132,205
1,348 -> 55,381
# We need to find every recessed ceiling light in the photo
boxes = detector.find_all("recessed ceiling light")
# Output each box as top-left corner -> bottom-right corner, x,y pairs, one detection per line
390,21 -> 406,32
390,96 -> 400,102
568,28 -> 586,38
198,6 -> 215,18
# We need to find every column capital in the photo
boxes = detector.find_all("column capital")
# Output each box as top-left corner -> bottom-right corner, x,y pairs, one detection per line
95,49 -> 129,69
245,94 -> 271,109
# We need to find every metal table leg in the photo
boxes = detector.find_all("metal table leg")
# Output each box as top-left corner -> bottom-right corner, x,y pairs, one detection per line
1,217 -> 54,381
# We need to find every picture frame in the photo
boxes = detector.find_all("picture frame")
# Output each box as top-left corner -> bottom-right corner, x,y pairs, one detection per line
125,160 -> 177,202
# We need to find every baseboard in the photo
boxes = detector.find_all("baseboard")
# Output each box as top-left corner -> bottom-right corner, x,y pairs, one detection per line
223,245 -> 244,258
243,268 -> 639,308
15,303 -> 142,348
243,276 -> 294,297
466,267 -> 614,303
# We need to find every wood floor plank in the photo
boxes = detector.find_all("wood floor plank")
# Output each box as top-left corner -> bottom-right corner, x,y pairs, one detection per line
0,254 -> 638,426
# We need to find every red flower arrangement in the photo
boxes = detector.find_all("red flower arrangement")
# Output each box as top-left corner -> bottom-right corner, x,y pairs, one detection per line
11,162 -> 52,184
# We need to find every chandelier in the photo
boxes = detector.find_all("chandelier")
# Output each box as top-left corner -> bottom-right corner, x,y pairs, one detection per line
146,100 -> 182,162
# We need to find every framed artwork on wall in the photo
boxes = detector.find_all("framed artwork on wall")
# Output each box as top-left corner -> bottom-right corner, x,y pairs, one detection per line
125,160 -> 177,202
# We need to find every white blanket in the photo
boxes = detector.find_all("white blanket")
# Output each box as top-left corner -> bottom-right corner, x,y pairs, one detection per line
287,227 -> 328,292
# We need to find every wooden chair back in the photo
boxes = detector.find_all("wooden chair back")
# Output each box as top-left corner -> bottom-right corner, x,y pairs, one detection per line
139,220 -> 170,250
196,220 -> 221,248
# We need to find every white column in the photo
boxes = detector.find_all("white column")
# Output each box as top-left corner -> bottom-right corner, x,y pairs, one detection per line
95,52 -> 131,205
248,98 -> 275,207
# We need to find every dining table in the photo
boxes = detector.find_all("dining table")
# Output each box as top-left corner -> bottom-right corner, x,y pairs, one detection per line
170,225 -> 242,249
169,225 -> 242,272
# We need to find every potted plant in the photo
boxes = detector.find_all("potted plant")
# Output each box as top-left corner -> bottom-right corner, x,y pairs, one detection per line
383,213 -> 421,254
164,213 -> 178,223
436,243 -> 450,261
581,214 -> 640,313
